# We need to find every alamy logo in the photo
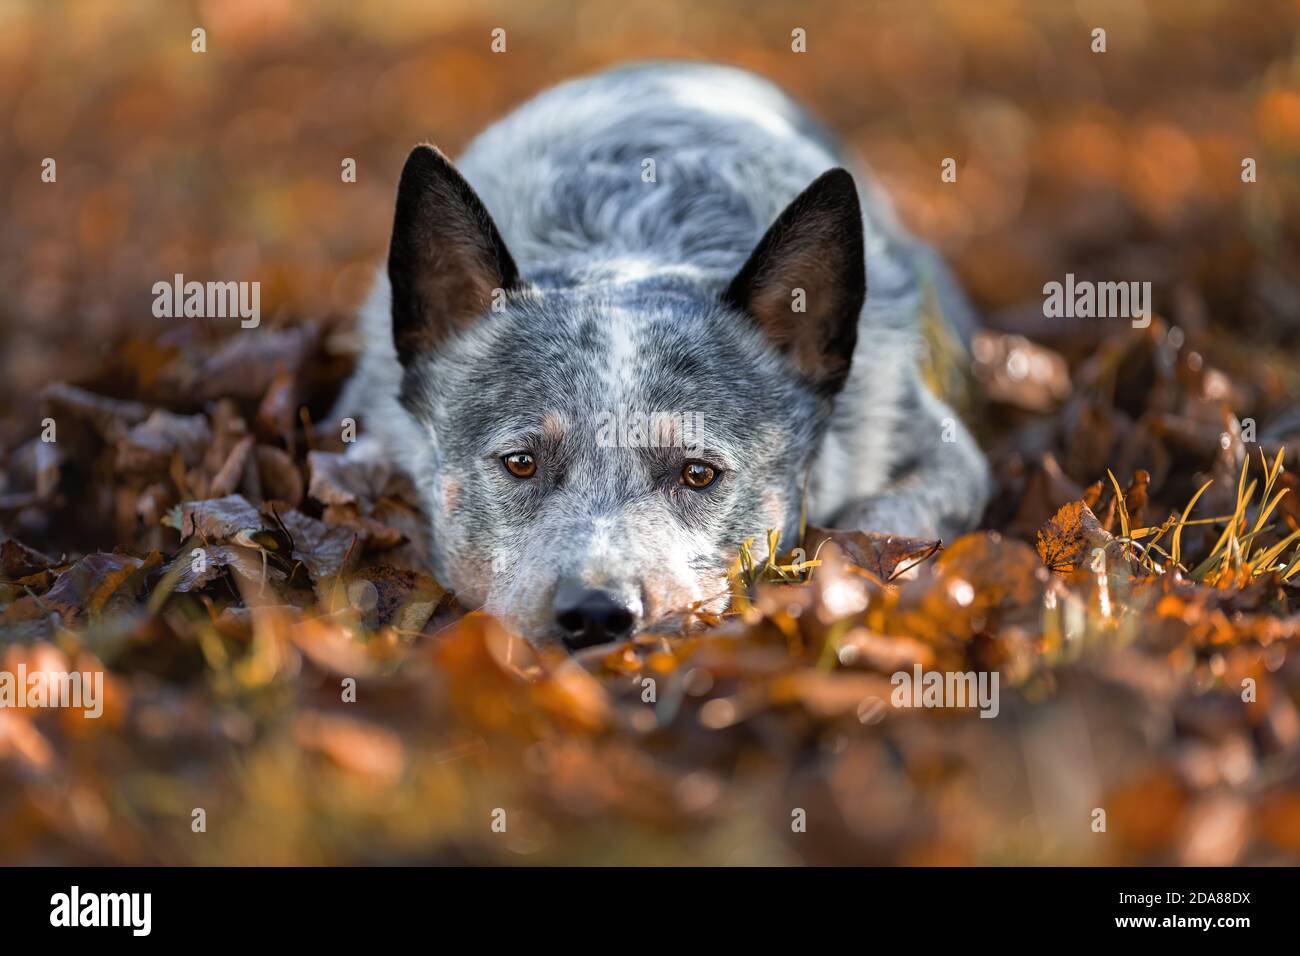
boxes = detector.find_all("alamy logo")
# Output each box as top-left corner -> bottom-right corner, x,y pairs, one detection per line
1042,273 -> 1151,328
595,406 -> 704,452
890,664 -> 1000,718
152,273 -> 261,328
50,886 -> 151,936
0,664 -> 103,718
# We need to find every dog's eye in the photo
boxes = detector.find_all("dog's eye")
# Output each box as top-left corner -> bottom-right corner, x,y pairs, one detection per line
502,452 -> 537,479
681,461 -> 718,489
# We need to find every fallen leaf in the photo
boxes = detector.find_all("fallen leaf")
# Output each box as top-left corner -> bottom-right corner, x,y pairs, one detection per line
1036,500 -> 1113,573
806,526 -> 942,581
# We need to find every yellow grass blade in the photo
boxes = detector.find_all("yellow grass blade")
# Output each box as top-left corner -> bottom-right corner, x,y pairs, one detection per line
1249,527 -> 1300,575
1171,479 -> 1214,568
1106,469 -> 1131,542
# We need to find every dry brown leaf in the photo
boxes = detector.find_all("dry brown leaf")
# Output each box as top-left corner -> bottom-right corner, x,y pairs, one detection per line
805,526 -> 942,581
1035,500 -> 1113,573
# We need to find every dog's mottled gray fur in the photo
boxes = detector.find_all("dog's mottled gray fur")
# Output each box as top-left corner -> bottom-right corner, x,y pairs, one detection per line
336,62 -> 990,642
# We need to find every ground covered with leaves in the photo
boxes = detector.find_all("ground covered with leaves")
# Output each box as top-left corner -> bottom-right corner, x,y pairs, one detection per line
2,0 -> 1300,864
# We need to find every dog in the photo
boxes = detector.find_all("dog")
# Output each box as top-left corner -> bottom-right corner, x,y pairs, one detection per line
335,61 -> 990,648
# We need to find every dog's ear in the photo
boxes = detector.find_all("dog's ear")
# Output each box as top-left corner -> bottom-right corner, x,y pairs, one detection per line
722,168 -> 865,393
388,145 -> 520,364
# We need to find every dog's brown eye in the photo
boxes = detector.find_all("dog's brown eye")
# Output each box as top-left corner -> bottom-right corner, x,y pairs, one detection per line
503,452 -> 537,479
681,461 -> 717,489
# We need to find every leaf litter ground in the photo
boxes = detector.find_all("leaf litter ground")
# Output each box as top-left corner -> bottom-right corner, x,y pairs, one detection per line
2,0 -> 1300,865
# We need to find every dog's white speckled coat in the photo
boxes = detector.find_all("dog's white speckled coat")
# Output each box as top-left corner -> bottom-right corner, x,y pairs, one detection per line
337,62 -> 990,641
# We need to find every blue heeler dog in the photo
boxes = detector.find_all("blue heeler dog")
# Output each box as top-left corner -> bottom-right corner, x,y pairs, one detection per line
337,62 -> 990,648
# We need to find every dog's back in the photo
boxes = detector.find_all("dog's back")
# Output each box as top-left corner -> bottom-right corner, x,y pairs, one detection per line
461,63 -> 862,270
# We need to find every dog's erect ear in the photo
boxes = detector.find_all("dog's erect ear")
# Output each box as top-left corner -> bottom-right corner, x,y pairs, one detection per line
388,145 -> 520,364
722,168 -> 865,393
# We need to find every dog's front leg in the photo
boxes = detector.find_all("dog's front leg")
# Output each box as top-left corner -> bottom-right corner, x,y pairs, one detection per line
832,384 -> 990,543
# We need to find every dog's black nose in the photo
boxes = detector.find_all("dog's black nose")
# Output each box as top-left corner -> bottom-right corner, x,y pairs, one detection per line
552,580 -> 636,649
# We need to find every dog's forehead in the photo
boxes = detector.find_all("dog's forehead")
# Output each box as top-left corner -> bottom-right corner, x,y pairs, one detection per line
437,285 -> 780,434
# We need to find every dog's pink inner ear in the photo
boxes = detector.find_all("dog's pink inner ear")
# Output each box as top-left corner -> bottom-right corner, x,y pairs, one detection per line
722,168 -> 865,392
388,145 -> 520,364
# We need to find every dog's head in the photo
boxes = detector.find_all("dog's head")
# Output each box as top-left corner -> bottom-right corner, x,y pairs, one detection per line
388,145 -> 864,647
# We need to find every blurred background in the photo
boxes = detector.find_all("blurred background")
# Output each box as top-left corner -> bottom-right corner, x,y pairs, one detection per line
2,0 -> 1300,866
2,0 -> 1297,425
